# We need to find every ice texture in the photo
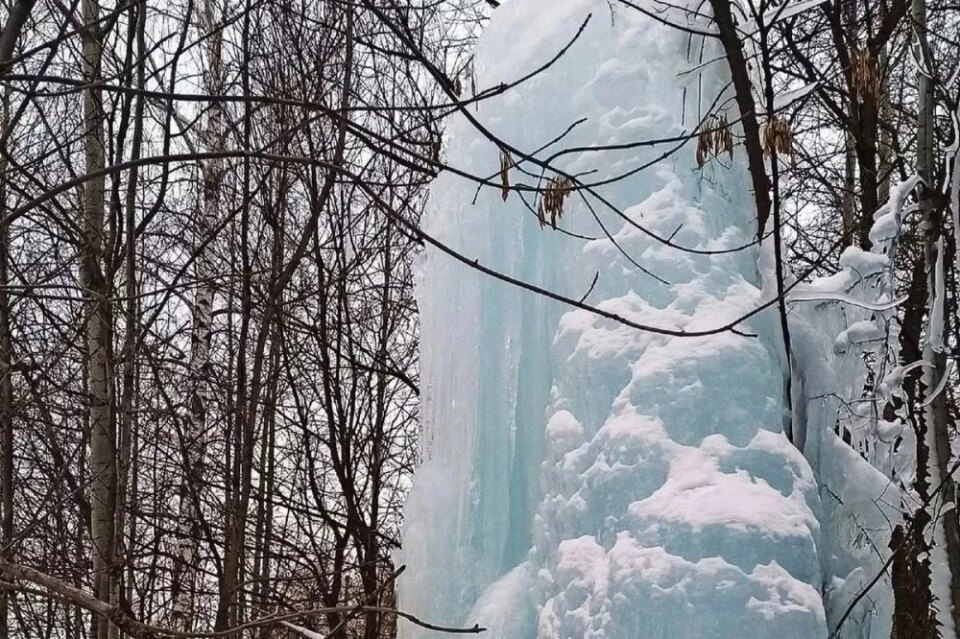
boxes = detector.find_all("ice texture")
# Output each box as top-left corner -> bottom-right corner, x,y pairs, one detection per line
398,1 -> 826,636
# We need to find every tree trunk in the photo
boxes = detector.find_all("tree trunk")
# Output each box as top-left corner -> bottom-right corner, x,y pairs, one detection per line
0,84 -> 14,639
840,0 -> 858,245
0,0 -> 37,76
170,0 -> 224,632
877,47 -> 893,203
216,0 -> 254,627
112,6 -> 146,636
80,1 -> 116,638
911,0 -> 960,630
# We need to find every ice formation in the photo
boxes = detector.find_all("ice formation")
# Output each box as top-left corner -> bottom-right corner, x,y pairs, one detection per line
789,178 -> 920,638
399,1 -> 827,636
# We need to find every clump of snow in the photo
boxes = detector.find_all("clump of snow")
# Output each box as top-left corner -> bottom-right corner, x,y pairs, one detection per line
546,410 -> 584,455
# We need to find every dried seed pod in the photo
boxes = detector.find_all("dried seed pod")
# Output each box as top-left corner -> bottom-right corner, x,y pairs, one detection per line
696,114 -> 734,167
762,115 -> 793,158
719,114 -> 734,159
850,49 -> 880,102
499,150 -> 512,201
537,175 -> 574,229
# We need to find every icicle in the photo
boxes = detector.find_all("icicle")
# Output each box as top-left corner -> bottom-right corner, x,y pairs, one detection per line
948,104 -> 960,281
929,237 -> 945,352
920,360 -> 954,407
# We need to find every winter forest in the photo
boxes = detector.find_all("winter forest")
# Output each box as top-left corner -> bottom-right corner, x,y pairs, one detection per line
0,0 -> 959,636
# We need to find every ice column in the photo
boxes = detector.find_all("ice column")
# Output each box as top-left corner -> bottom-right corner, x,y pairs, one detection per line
399,1 -> 826,637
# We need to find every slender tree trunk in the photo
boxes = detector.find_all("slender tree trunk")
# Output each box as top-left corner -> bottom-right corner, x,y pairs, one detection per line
80,1 -> 116,638
914,0 -> 960,628
854,91 -> 880,248
0,84 -> 14,639
112,6 -> 145,636
840,0 -> 858,244
877,47 -> 892,203
253,176 -> 285,635
216,0 -> 253,627
0,0 -> 37,76
362,213 -> 394,639
170,0 -> 224,632
252,333 -> 279,637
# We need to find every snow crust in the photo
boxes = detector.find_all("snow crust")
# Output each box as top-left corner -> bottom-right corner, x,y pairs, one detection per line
399,1 -> 826,636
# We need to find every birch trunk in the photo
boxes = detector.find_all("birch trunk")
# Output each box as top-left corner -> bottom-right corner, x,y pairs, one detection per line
170,0 -> 224,632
